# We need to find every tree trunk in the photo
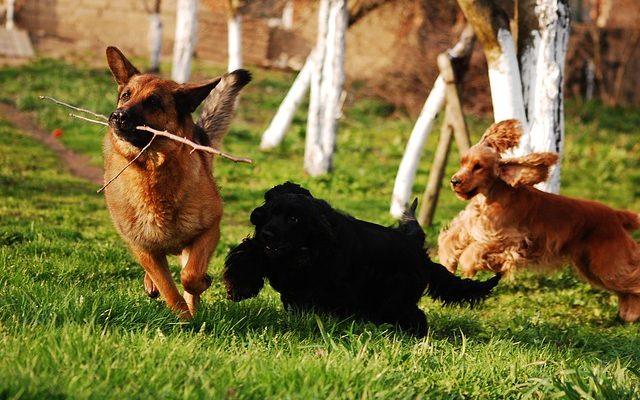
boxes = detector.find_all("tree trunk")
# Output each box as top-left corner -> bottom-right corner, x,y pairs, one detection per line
148,0 -> 162,73
227,11 -> 243,72
260,50 -> 315,150
171,0 -> 198,83
390,25 -> 475,218
260,0 -> 392,152
6,0 -> 14,30
458,0 -> 526,126
518,0 -> 570,193
304,0 -> 347,176
456,0 -> 569,193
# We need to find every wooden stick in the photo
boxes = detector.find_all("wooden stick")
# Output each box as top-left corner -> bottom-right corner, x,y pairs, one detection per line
97,135 -> 157,194
70,113 -> 109,126
42,95 -> 254,164
135,126 -> 253,164
40,95 -> 109,120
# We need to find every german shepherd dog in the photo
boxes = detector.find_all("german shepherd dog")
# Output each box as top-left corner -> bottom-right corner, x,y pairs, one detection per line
103,46 -> 250,318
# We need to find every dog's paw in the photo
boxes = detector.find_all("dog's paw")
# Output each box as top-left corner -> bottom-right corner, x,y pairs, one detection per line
144,273 -> 160,298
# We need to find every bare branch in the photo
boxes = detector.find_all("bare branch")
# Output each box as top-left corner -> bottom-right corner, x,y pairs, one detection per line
39,95 -> 109,120
42,95 -> 254,165
70,113 -> 109,126
97,135 -> 157,194
135,126 -> 253,164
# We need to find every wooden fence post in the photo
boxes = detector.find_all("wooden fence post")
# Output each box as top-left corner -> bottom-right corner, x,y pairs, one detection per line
417,53 -> 471,227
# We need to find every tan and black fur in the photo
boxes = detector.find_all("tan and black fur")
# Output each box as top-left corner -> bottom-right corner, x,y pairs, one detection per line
103,46 -> 250,318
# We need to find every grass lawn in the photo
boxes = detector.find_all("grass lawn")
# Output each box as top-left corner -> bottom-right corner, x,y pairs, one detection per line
0,58 -> 639,399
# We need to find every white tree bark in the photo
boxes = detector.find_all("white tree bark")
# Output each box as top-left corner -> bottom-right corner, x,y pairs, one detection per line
282,0 -> 294,30
5,0 -> 15,30
390,25 -> 475,218
390,76 -> 446,217
171,0 -> 198,83
458,0 -> 569,193
305,0 -> 329,175
488,29 -> 528,129
148,12 -> 163,72
305,0 -> 347,176
227,12 -> 243,72
520,0 -> 571,193
260,51 -> 315,150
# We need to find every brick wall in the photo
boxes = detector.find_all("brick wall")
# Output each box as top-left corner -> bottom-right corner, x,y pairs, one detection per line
19,0 -> 272,66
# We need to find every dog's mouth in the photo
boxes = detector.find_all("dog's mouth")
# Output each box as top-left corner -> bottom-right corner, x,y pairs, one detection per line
454,186 -> 478,200
108,112 -> 153,148
263,243 -> 291,258
111,125 -> 154,148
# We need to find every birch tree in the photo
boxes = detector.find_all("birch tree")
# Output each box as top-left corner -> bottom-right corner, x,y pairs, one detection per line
171,0 -> 198,83
227,0 -> 243,72
261,0 -> 394,152
147,0 -> 163,73
457,0 -> 570,192
304,0 -> 347,176
390,25 -> 475,218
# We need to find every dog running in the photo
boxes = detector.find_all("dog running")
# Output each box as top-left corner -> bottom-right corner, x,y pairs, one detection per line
223,182 -> 501,336
103,46 -> 250,318
438,119 -> 640,322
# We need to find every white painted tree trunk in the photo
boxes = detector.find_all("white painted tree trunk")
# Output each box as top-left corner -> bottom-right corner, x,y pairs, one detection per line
305,0 -> 329,175
488,28 -> 528,149
6,0 -> 14,30
520,0 -> 570,193
227,13 -> 243,72
148,13 -> 163,72
390,25 -> 475,217
260,51 -> 315,150
171,0 -> 198,83
390,76 -> 446,217
282,0 -> 294,30
305,0 -> 347,176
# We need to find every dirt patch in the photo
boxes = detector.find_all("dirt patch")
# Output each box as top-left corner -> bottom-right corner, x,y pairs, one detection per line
0,101 -> 103,185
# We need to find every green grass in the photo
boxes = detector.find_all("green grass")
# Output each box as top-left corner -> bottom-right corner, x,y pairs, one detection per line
0,58 -> 639,399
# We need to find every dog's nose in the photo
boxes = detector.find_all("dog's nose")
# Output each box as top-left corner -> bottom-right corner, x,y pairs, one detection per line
451,178 -> 461,187
109,109 -> 132,129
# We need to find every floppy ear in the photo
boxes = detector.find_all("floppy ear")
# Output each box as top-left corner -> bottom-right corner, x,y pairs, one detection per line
106,46 -> 140,87
310,200 -> 336,241
264,182 -> 313,201
223,238 -> 266,301
498,152 -> 559,187
479,119 -> 523,153
173,78 -> 221,114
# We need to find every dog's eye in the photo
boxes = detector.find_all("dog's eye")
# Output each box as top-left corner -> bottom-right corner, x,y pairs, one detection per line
120,91 -> 131,102
287,215 -> 298,224
146,96 -> 162,110
472,163 -> 482,172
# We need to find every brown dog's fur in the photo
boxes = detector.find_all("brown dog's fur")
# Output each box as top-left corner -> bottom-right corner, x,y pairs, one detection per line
438,119 -> 640,322
103,47 -> 250,318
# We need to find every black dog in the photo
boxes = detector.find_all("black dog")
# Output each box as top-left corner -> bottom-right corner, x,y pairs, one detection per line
223,182 -> 500,336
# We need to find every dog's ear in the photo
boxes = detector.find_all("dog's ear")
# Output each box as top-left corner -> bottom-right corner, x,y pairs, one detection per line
479,119 -> 523,153
106,46 -> 140,88
498,152 -> 559,187
264,182 -> 313,201
173,78 -> 222,114
223,238 -> 266,301
310,199 -> 336,241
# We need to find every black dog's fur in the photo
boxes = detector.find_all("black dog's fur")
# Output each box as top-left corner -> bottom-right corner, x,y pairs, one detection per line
223,182 -> 500,336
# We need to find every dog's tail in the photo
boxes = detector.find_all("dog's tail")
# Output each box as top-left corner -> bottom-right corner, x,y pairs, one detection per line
396,198 -> 426,246
197,69 -> 252,148
422,260 -> 501,306
616,210 -> 640,232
